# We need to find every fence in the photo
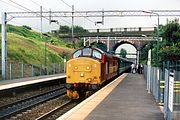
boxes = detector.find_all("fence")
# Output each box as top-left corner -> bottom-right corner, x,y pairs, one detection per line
143,65 -> 160,102
0,62 -> 66,80
143,61 -> 180,120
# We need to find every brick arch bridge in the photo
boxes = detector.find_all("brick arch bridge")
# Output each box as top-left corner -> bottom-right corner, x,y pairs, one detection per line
84,37 -> 158,64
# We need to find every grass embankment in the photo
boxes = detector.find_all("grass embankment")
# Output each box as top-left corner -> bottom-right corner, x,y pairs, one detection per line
0,24 -> 74,79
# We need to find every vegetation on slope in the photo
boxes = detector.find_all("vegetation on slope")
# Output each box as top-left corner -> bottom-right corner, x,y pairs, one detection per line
0,24 -> 74,77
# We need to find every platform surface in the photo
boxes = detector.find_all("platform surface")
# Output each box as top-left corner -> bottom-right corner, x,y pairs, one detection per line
0,73 -> 66,90
59,73 -> 164,120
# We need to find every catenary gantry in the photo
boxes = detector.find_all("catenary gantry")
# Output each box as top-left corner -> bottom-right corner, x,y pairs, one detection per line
6,10 -> 180,18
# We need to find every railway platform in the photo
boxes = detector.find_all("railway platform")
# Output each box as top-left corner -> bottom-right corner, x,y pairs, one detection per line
0,73 -> 66,91
59,73 -> 164,120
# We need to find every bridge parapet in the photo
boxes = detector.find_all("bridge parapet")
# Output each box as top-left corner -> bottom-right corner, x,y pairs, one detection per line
57,27 -> 155,38
87,27 -> 155,33
84,36 -> 162,53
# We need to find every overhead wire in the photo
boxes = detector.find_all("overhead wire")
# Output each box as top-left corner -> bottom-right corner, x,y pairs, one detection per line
0,0 -> 69,33
29,0 -> 71,25
8,0 -> 35,12
0,0 -> 58,32
58,0 -> 100,27
0,0 -> 31,27
59,0 -> 72,8
29,0 -> 42,8
7,0 -> 56,23
0,0 -> 29,12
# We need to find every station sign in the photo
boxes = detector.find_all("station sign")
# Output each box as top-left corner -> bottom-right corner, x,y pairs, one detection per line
168,72 -> 174,112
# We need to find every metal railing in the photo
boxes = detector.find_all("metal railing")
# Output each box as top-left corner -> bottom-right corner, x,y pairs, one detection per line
0,62 -> 66,80
87,27 -> 155,33
143,61 -> 180,120
143,65 -> 160,102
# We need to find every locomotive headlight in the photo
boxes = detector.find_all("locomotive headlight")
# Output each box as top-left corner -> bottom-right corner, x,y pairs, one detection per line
75,66 -> 78,69
86,66 -> 90,70
87,78 -> 92,82
80,73 -> 84,77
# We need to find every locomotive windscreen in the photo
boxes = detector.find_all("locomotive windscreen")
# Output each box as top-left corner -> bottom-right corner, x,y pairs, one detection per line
73,49 -> 81,58
92,49 -> 102,59
82,48 -> 92,56
72,48 -> 102,59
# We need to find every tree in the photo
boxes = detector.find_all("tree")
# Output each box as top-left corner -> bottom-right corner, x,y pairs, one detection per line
58,25 -> 89,34
119,48 -> 127,58
159,19 -> 180,61
92,42 -> 107,52
72,25 -> 89,34
140,19 -> 180,66
59,25 -> 70,34
22,25 -> 32,30
162,19 -> 180,45
140,41 -> 156,64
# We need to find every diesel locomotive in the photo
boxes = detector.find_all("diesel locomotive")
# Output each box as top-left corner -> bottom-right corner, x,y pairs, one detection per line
66,47 -> 132,99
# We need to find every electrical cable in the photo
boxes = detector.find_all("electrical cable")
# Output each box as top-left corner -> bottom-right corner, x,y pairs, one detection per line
59,0 -> 72,8
8,0 -> 35,12
58,0 -> 100,27
7,0 -> 57,24
0,0 -> 29,12
1,0 -> 57,32
29,0 -> 71,25
29,0 -> 41,7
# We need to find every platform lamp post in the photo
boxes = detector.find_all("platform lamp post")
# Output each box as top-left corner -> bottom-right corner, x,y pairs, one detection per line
43,33 -> 50,75
44,34 -> 47,75
72,5 -> 74,42
142,11 -> 160,65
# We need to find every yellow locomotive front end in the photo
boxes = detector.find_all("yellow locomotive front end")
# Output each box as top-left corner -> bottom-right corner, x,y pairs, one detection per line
66,57 -> 101,99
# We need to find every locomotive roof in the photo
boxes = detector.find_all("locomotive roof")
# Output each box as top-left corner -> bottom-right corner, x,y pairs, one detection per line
73,47 -> 132,63
75,47 -> 117,58
73,47 -> 104,54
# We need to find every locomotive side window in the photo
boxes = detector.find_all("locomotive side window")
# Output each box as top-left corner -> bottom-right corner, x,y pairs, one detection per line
73,50 -> 82,58
82,48 -> 92,56
92,50 -> 102,59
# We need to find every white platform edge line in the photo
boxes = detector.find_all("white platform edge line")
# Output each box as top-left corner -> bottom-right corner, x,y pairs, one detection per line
57,73 -> 128,120
0,75 -> 66,91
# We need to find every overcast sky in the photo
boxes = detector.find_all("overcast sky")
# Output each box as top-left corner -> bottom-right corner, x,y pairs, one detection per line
0,0 -> 180,31
0,0 -> 180,58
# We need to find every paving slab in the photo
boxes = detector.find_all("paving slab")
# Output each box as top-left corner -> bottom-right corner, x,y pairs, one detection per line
85,74 -> 164,120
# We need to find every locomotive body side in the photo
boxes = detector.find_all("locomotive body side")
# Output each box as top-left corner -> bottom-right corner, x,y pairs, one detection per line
102,55 -> 119,82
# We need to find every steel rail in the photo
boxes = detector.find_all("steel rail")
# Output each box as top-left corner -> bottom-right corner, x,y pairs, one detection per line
0,85 -> 66,119
35,100 -> 72,120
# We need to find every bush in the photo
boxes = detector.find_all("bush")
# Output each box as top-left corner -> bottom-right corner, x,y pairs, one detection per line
22,25 -> 32,30
159,45 -> 180,61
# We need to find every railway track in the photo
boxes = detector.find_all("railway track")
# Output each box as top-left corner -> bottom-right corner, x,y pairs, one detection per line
36,100 -> 72,120
35,99 -> 81,120
0,85 -> 66,119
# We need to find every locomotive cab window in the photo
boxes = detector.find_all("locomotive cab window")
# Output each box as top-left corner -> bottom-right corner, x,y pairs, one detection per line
92,50 -> 102,59
73,50 -> 82,58
82,48 -> 92,56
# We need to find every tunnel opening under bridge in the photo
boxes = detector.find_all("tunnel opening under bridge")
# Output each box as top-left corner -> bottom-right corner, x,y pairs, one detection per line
113,41 -> 137,64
